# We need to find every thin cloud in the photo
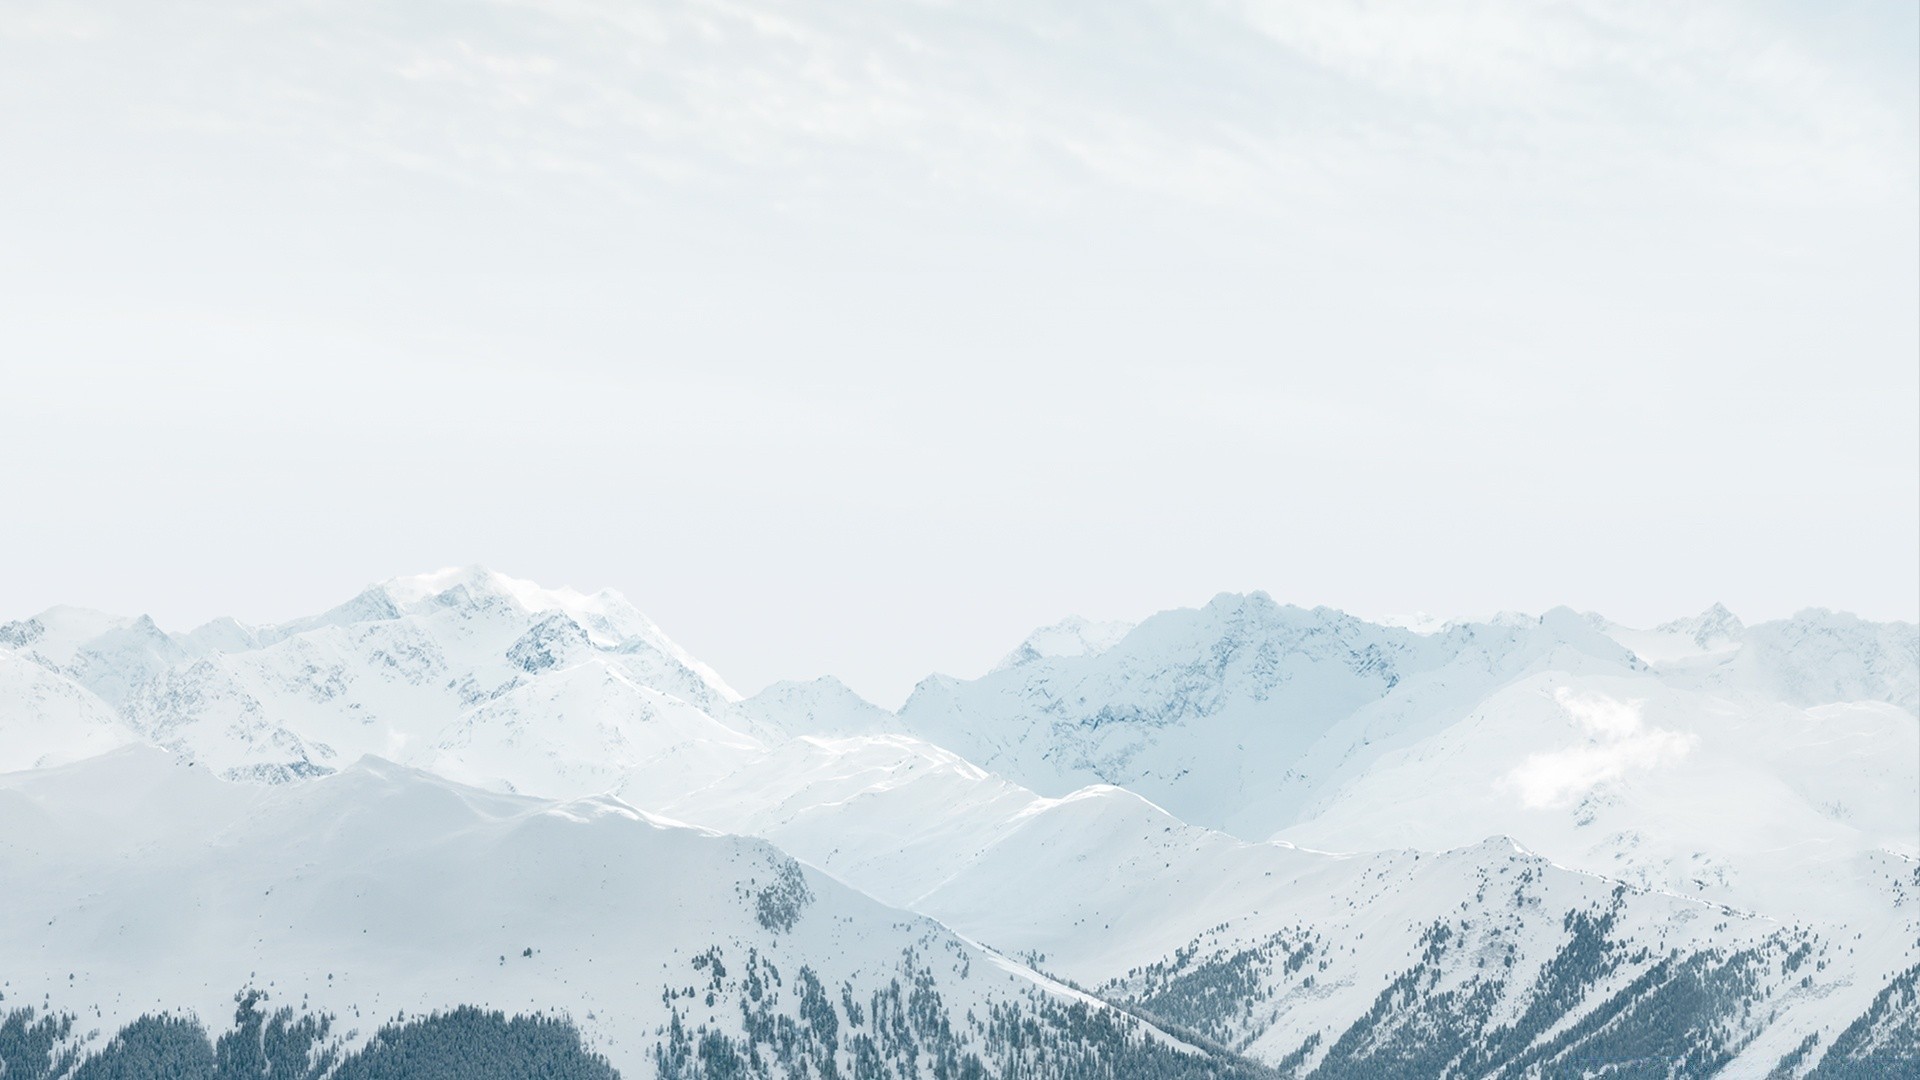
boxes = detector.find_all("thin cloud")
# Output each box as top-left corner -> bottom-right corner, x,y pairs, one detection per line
1504,688 -> 1696,809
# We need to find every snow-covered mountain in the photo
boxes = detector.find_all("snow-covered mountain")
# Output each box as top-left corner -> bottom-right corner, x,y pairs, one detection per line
1705,608 -> 1919,713
634,728 -> 1916,1075
889,595 -> 1915,854
426,657 -> 764,799
0,606 -> 191,708
1590,602 -> 1746,665
993,615 -> 1137,672
1273,679 -> 1916,918
726,676 -> 904,742
895,593 -> 1653,837
0,648 -> 135,770
10,568 -> 748,784
0,747 -> 1218,1077
1,570 -> 1913,1077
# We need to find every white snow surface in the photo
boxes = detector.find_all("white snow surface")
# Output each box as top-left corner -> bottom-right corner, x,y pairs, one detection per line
725,675 -> 903,741
0,649 -> 136,771
992,615 -> 1136,671
0,747 -> 1185,1075
1,571 -> 1915,1075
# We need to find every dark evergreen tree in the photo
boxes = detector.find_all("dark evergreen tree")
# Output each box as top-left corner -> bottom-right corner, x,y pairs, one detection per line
70,1014 -> 215,1080
331,1006 -> 618,1080
0,1005 -> 80,1079
1806,964 -> 1920,1079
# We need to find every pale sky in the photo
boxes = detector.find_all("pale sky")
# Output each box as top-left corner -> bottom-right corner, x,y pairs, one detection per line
2,0 -> 1915,706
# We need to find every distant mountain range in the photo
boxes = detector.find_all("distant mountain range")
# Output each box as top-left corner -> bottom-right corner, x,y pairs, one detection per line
1,567 -> 1913,1077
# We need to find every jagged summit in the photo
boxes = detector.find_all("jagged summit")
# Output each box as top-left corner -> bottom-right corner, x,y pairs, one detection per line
991,614 -> 1135,672
382,565 -> 618,623
1655,601 -> 1745,648
376,565 -> 740,701
1377,611 -> 1450,634
0,648 -> 135,771
897,593 -> 1668,837
0,568 -> 748,787
0,574 -> 1915,1077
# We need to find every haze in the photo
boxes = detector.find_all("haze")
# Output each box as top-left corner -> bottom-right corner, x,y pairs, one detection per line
2,0 -> 1915,706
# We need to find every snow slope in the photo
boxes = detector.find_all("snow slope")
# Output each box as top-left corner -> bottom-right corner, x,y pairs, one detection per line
89,570 -> 750,784
894,594 -> 1647,837
641,728 -> 1918,1076
724,676 -> 903,742
1586,604 -> 1918,714
1701,609 -> 1918,713
3,572 -> 1914,1076
426,657 -> 764,799
1274,673 -> 1918,920
1590,603 -> 1745,665
0,747 -> 1205,1076
993,615 -> 1136,672
0,606 -> 190,708
0,648 -> 135,771
888,597 -> 1915,856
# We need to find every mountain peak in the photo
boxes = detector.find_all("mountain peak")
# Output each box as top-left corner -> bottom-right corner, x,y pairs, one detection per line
733,675 -> 897,740
1531,607 -> 1647,669
1695,602 -> 1742,637
992,615 -> 1135,672
382,565 -> 581,613
1654,602 -> 1744,646
370,567 -> 737,700
1202,590 -> 1278,614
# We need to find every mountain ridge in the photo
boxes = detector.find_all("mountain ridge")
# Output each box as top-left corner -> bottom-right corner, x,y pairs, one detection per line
3,568 -> 1913,1077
